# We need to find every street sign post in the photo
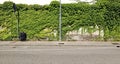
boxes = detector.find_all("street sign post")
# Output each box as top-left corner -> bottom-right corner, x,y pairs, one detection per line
13,3 -> 20,39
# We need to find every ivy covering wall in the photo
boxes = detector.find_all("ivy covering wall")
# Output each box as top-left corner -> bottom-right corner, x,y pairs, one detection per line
0,0 -> 120,41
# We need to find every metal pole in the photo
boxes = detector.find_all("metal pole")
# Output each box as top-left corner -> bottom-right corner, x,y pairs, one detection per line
13,3 -> 19,39
59,0 -> 62,41
17,10 -> 20,38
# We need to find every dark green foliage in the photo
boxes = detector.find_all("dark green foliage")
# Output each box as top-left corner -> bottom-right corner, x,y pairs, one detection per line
2,1 -> 13,11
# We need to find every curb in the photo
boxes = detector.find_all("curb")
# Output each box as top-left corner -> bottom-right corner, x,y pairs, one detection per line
0,41 -> 119,47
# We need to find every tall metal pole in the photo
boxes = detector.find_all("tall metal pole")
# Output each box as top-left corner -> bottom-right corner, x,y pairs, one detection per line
13,3 -> 19,39
17,10 -> 20,38
59,0 -> 62,41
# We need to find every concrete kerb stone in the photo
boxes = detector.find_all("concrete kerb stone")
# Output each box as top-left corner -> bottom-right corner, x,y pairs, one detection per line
61,41 -> 118,47
0,41 -> 59,46
0,41 -> 119,47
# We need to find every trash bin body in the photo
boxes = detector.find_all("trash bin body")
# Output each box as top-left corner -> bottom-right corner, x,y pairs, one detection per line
19,32 -> 27,41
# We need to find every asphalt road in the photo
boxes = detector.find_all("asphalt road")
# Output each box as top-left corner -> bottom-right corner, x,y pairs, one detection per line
0,46 -> 120,64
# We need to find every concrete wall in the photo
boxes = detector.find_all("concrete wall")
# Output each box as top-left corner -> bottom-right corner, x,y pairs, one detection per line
66,26 -> 104,41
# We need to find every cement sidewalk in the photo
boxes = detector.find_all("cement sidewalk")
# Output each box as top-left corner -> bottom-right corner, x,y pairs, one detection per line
0,41 -> 119,47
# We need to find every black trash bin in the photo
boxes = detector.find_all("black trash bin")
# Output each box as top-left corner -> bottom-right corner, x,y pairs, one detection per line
19,32 -> 27,41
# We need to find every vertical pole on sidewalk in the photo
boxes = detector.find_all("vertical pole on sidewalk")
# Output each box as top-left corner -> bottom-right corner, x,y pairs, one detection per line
13,3 -> 20,39
17,10 -> 20,38
59,0 -> 62,41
